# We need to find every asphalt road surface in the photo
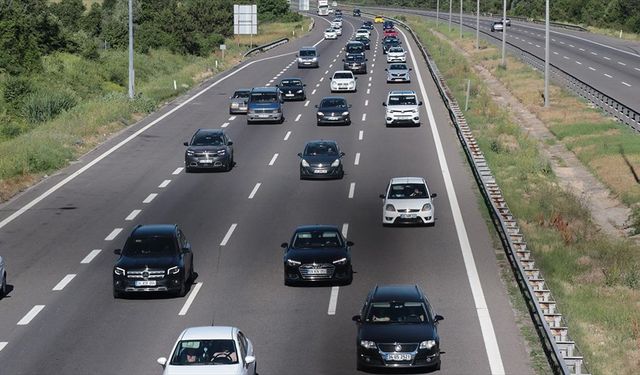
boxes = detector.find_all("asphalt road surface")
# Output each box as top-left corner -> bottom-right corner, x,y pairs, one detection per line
0,13 -> 534,375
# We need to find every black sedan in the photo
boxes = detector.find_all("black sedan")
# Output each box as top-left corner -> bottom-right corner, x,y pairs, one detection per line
343,54 -> 367,74
298,140 -> 345,179
316,96 -> 351,126
113,224 -> 195,298
277,78 -> 306,101
184,129 -> 234,172
282,225 -> 353,285
353,285 -> 444,371
382,37 -> 401,54
362,21 -> 374,30
354,36 -> 371,50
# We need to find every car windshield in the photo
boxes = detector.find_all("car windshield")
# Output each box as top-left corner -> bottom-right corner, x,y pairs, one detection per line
389,47 -> 403,53
192,133 -> 224,146
304,142 -> 339,156
347,45 -> 364,53
250,92 -> 277,102
122,236 -> 177,257
388,95 -> 417,106
365,302 -> 430,324
355,37 -> 368,42
170,339 -> 238,366
299,49 -> 316,57
388,183 -> 428,199
346,55 -> 363,62
293,230 -> 343,249
389,64 -> 407,71
232,91 -> 249,99
321,98 -> 347,108
326,28 -> 334,32
280,80 -> 301,87
333,72 -> 353,79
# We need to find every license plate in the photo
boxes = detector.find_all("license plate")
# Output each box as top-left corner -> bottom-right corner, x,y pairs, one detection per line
285,93 -> 294,97
258,114 -> 270,118
400,214 -> 417,219
303,62 -> 311,65
386,353 -> 412,361
135,280 -> 156,287
307,268 -> 328,274
327,117 -> 339,120
314,169 -> 328,174
200,159 -> 213,164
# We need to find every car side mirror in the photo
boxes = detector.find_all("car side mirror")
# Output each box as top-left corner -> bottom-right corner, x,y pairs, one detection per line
382,102 -> 387,106
114,249 -> 121,255
348,104 -> 352,108
280,242 -> 288,249
347,240 -> 354,246
314,104 -> 318,108
379,194 -> 385,199
431,193 -> 437,198
303,84 -> 307,86
329,77 -> 332,80
340,152 -> 346,157
434,314 -> 444,322
355,77 -> 358,80
183,141 -> 189,146
181,247 -> 190,253
157,357 -> 167,368
245,356 -> 256,365
297,152 -> 302,157
419,101 -> 423,106
384,68 -> 388,71
352,315 -> 362,322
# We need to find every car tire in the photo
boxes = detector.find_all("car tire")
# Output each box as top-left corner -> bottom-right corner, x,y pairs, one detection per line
113,289 -> 122,299
1,272 -> 6,298
185,166 -> 194,173
339,170 -> 344,179
176,281 -> 187,297
247,120 -> 252,125
279,116 -> 285,124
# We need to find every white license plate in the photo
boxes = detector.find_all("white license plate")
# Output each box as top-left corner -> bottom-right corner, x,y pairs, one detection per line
258,114 -> 270,118
200,159 -> 213,164
386,353 -> 412,361
400,214 -> 417,219
135,280 -> 156,287
307,268 -> 328,274
314,169 -> 328,174
327,117 -> 340,120
285,93 -> 294,97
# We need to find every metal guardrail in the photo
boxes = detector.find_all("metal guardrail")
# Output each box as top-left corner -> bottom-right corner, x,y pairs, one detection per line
355,4 -> 640,132
358,10 -> 590,375
243,37 -> 289,58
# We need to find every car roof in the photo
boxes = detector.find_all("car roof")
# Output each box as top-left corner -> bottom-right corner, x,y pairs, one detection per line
179,326 -> 237,340
389,90 -> 416,96
195,128 -> 224,135
251,87 -> 279,93
371,285 -> 424,303
234,88 -> 251,93
320,96 -> 347,101
300,46 -> 317,51
333,70 -> 353,74
280,77 -> 302,82
390,176 -> 425,184
295,225 -> 340,232
132,224 -> 177,236
305,139 -> 338,146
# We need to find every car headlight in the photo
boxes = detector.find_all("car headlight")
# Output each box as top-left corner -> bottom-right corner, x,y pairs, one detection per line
301,159 -> 310,167
167,266 -> 180,275
317,112 -> 324,116
217,149 -> 226,155
186,150 -> 194,156
231,102 -> 239,108
360,340 -> 376,349
419,340 -> 436,349
332,257 -> 347,265
331,159 -> 340,167
297,57 -> 303,62
341,111 -> 349,116
385,204 -> 396,212
114,267 -> 125,276
296,90 -> 303,93
286,259 -> 301,266
311,57 -> 318,61
422,203 -> 432,211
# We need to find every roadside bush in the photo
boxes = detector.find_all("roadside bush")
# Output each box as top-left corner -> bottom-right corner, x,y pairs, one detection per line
22,89 -> 78,123
3,76 -> 33,107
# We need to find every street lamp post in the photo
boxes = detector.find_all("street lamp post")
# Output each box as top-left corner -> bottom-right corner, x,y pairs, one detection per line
459,0 -> 463,38
476,0 -> 480,49
128,0 -> 134,99
501,0 -> 506,66
544,0 -> 550,107
436,0 -> 440,27
449,0 -> 452,32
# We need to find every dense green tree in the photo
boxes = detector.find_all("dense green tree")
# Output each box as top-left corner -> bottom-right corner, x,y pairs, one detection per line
50,0 -> 85,32
80,3 -> 104,37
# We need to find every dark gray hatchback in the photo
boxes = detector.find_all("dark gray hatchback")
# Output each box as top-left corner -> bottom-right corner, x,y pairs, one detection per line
316,96 -> 352,126
298,140 -> 345,179
184,129 -> 234,172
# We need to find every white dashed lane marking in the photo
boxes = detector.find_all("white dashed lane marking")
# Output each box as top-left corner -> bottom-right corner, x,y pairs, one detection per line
319,77 -> 324,82
361,113 -> 367,121
159,180 -> 171,188
221,122 -> 230,128
105,228 -> 122,241
52,274 -> 76,291
316,83 -> 320,88
284,131 -> 291,141
576,61 -> 582,65
325,70 -> 329,74
178,282 -> 203,316
604,73 -> 612,78
366,88 -> 370,94
125,209 -> 141,221
220,224 -> 237,246
354,153 -> 360,165
588,66 -> 596,71
579,48 -> 585,51
228,116 -> 236,121
622,82 -> 632,87
604,56 -> 611,60
358,130 -> 364,140
618,61 -> 626,66
17,305 -> 45,326
365,99 -> 369,106
268,153 -> 279,166
172,167 -> 183,175
311,89 -> 317,95
143,193 -> 157,203
81,249 -> 102,264
591,52 -> 598,55
304,100 -> 310,107
295,114 -> 302,122
348,183 -> 356,199
248,183 -> 261,199
0,342 -> 7,353
635,68 -> 640,72
328,286 -> 340,315
553,51 -> 559,55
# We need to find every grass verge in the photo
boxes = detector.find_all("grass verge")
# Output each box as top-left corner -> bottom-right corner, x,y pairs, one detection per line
0,16 -> 312,202
393,13 -> 640,375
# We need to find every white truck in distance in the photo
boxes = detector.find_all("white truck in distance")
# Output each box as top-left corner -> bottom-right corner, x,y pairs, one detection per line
318,0 -> 329,16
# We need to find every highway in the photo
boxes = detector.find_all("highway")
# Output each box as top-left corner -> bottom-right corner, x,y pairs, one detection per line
0,13 -> 533,374
356,5 -> 640,113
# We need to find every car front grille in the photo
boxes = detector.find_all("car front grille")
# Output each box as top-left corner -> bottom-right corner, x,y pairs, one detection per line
127,269 -> 165,279
253,108 -> 276,113
390,109 -> 416,114
193,152 -> 220,157
397,209 -> 420,213
378,343 -> 419,352
299,263 -> 335,279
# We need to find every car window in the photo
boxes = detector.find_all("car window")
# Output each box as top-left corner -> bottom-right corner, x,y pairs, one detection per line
236,333 -> 247,361
192,133 -> 224,146
320,98 -> 347,108
293,230 -> 344,249
123,236 -> 177,257
388,95 -> 417,106
170,339 -> 238,366
280,80 -> 301,87
365,302 -> 429,323
388,183 -> 427,199
299,49 -> 316,57
389,64 -> 407,70
304,142 -> 339,156
250,92 -> 278,102
232,91 -> 250,99
389,47 -> 403,53
326,28 -> 334,32
334,72 -> 353,79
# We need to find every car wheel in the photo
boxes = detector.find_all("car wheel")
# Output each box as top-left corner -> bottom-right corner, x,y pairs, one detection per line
113,289 -> 122,299
176,281 -> 187,297
1,272 -> 6,298
339,170 -> 344,179
247,120 -> 252,125
185,166 -> 194,173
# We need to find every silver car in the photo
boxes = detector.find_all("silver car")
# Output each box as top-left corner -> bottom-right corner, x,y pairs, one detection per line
0,255 -> 6,298
297,47 -> 319,68
386,63 -> 411,83
229,89 -> 251,114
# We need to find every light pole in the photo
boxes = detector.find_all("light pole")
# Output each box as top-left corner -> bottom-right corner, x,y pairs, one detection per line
128,0 -> 134,99
449,0 -> 452,32
544,0 -> 550,107
476,0 -> 480,49
501,0 -> 506,66
436,0 -> 440,27
459,0 -> 463,38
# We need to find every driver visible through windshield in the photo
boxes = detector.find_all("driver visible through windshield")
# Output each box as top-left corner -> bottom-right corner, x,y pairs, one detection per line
170,339 -> 238,366
293,230 -> 343,249
365,301 -> 430,323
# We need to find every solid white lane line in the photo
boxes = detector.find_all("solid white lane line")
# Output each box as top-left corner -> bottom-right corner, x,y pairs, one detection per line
604,56 -> 611,60
268,153 -> 279,166
178,282 -> 203,316
588,66 -> 596,71
81,249 -> 102,264
366,88 -> 370,94
348,183 -> 356,199
0,342 -> 7,352
327,286 -> 340,315
361,113 -> 367,121
604,73 -> 612,78
358,130 -> 363,140
229,115 -> 236,121
399,26 -> 505,374
159,180 -> 171,188
221,122 -> 230,128
125,209 -> 141,221
342,223 -> 349,238
220,224 -> 237,246
304,100 -> 310,107
17,305 -> 45,325
354,153 -> 360,165
365,99 -> 368,106
618,61 -> 626,66
284,131 -> 292,141
311,89 -> 317,95
319,77 -> 324,82
52,274 -> 76,291
143,193 -> 157,203
576,61 -> 582,65
248,183 -> 261,199
622,82 -> 632,87
295,114 -> 302,122
105,228 -> 122,241
172,167 -> 183,175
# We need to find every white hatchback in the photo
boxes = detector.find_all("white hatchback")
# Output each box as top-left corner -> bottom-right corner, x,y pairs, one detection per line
330,70 -> 357,92
324,28 -> 337,40
158,326 -> 257,375
355,28 -> 370,39
380,177 -> 436,226
386,46 -> 407,63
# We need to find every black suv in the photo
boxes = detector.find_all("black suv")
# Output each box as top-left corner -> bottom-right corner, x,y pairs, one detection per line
282,225 -> 353,285
113,224 -> 195,298
353,285 -> 444,371
277,78 -> 306,101
382,37 -> 401,54
343,54 -> 367,74
184,129 -> 234,172
353,8 -> 361,17
354,36 -> 370,50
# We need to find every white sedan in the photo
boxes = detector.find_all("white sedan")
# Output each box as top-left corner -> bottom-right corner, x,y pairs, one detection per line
0,255 -> 6,298
330,70 -> 357,92
380,177 -> 436,226
386,46 -> 406,63
157,326 -> 257,375
324,28 -> 338,40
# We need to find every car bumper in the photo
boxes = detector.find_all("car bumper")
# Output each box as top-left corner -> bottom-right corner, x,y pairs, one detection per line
298,61 -> 318,68
285,264 -> 351,283
317,115 -> 350,125
185,155 -> 231,169
330,85 -> 356,92
387,76 -> 410,82
325,35 -> 337,39
229,105 -> 248,114
383,211 -> 434,224
300,165 -> 343,179
386,115 -> 420,126
113,275 -> 183,293
345,65 -> 367,74
357,350 -> 441,369
282,92 -> 305,101
247,112 -> 283,122
386,56 -> 406,62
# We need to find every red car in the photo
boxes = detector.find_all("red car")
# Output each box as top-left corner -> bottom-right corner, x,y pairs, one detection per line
383,28 -> 398,38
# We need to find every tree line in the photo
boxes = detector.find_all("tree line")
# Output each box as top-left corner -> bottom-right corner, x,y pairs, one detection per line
0,0 -> 299,75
